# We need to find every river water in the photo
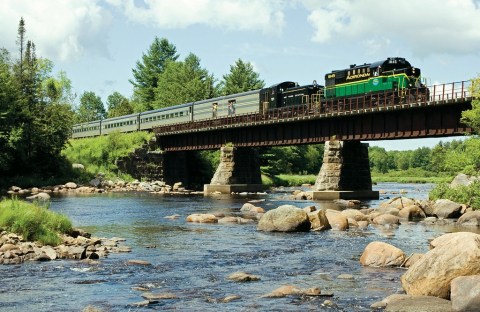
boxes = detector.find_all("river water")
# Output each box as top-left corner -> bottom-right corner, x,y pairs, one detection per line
0,183 -> 477,311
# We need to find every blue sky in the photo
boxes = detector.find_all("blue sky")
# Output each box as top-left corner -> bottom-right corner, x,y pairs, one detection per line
1,0 -> 479,150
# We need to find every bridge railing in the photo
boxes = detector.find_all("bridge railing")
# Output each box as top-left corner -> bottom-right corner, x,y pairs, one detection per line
153,80 -> 473,135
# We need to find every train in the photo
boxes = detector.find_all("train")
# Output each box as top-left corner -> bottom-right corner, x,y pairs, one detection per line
72,57 -> 428,139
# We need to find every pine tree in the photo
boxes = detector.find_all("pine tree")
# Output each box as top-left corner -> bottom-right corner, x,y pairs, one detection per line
130,37 -> 178,110
220,59 -> 264,95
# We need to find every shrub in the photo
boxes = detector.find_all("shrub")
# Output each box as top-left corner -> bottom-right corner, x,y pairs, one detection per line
62,131 -> 153,180
429,181 -> 480,210
0,199 -> 73,246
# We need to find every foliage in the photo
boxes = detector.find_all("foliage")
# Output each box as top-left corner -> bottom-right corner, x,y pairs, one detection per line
461,75 -> 480,133
372,168 -> 452,184
154,53 -> 216,108
76,91 -> 106,123
262,174 -> 316,187
62,131 -> 153,180
260,145 -> 324,175
0,199 -> 72,246
369,146 -> 394,173
130,37 -> 179,110
0,18 -> 75,179
429,181 -> 480,210
219,59 -> 264,95
106,91 -> 133,118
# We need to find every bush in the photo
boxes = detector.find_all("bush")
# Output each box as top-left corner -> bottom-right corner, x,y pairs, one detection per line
62,131 -> 153,181
0,199 -> 73,246
429,181 -> 480,210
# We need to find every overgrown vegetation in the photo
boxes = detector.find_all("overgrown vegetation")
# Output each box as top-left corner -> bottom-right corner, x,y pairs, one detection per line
62,131 -> 153,181
371,168 -> 453,184
0,199 -> 72,246
430,182 -> 480,210
262,174 -> 317,187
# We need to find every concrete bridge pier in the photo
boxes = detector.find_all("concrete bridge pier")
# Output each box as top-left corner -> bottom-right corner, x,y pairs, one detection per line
307,140 -> 379,200
204,146 -> 264,195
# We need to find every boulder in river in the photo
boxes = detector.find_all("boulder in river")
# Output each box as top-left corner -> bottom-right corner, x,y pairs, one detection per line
432,199 -> 462,219
308,209 -> 331,231
401,232 -> 480,299
186,214 -> 218,223
457,211 -> 480,226
450,275 -> 480,312
325,209 -> 349,231
257,205 -> 310,232
360,241 -> 406,267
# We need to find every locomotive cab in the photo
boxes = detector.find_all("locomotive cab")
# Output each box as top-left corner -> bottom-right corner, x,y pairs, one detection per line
259,81 -> 324,113
259,81 -> 297,113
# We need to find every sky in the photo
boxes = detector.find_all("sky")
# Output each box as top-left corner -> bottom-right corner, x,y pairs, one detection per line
1,0 -> 479,150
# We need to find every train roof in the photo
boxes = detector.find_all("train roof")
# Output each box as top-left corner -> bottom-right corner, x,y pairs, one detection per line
328,57 -> 412,74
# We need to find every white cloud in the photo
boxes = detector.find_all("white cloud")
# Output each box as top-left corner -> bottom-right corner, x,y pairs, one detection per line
107,0 -> 286,35
303,0 -> 480,57
0,0 -> 111,61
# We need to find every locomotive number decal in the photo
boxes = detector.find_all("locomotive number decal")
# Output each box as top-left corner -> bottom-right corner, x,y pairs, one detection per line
327,73 -> 336,79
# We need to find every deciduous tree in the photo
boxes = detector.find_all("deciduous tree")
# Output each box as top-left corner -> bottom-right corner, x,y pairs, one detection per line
154,53 -> 216,108
77,91 -> 106,123
107,91 -> 133,118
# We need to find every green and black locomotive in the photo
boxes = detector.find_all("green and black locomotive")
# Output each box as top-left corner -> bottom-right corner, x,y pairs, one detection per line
324,57 -> 428,102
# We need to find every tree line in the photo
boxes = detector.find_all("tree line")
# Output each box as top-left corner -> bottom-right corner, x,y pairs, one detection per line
76,37 -> 265,123
1,17 -> 480,184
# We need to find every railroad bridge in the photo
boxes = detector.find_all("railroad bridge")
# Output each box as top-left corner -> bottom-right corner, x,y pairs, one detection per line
121,81 -> 474,198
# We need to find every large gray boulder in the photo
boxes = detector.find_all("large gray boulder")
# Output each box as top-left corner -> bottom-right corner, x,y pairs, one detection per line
451,275 -> 480,312
457,211 -> 480,226
450,173 -> 478,188
432,199 -> 462,219
401,232 -> 480,299
257,205 -> 310,232
381,294 -> 451,312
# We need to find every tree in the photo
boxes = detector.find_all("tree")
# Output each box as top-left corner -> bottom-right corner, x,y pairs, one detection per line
461,75 -> 480,133
130,37 -> 178,110
77,91 -> 106,123
369,146 -> 394,173
410,147 -> 432,169
106,91 -> 133,118
154,53 -> 216,108
220,59 -> 264,95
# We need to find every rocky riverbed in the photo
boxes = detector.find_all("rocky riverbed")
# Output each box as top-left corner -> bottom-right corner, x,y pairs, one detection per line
0,228 -> 132,265
2,181 -> 480,311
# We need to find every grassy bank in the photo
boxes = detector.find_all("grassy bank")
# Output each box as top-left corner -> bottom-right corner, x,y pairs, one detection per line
371,168 -> 453,184
62,131 -> 154,182
262,174 -> 316,187
0,199 -> 73,246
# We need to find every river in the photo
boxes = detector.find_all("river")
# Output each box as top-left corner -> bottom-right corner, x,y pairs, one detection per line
0,183 -> 477,311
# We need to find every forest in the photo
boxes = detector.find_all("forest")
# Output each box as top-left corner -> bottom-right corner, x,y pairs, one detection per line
1,18 -> 480,190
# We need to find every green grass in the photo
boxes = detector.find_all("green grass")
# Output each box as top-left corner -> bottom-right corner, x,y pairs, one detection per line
0,199 -> 73,246
62,131 -> 153,181
262,174 -> 316,187
371,168 -> 453,184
